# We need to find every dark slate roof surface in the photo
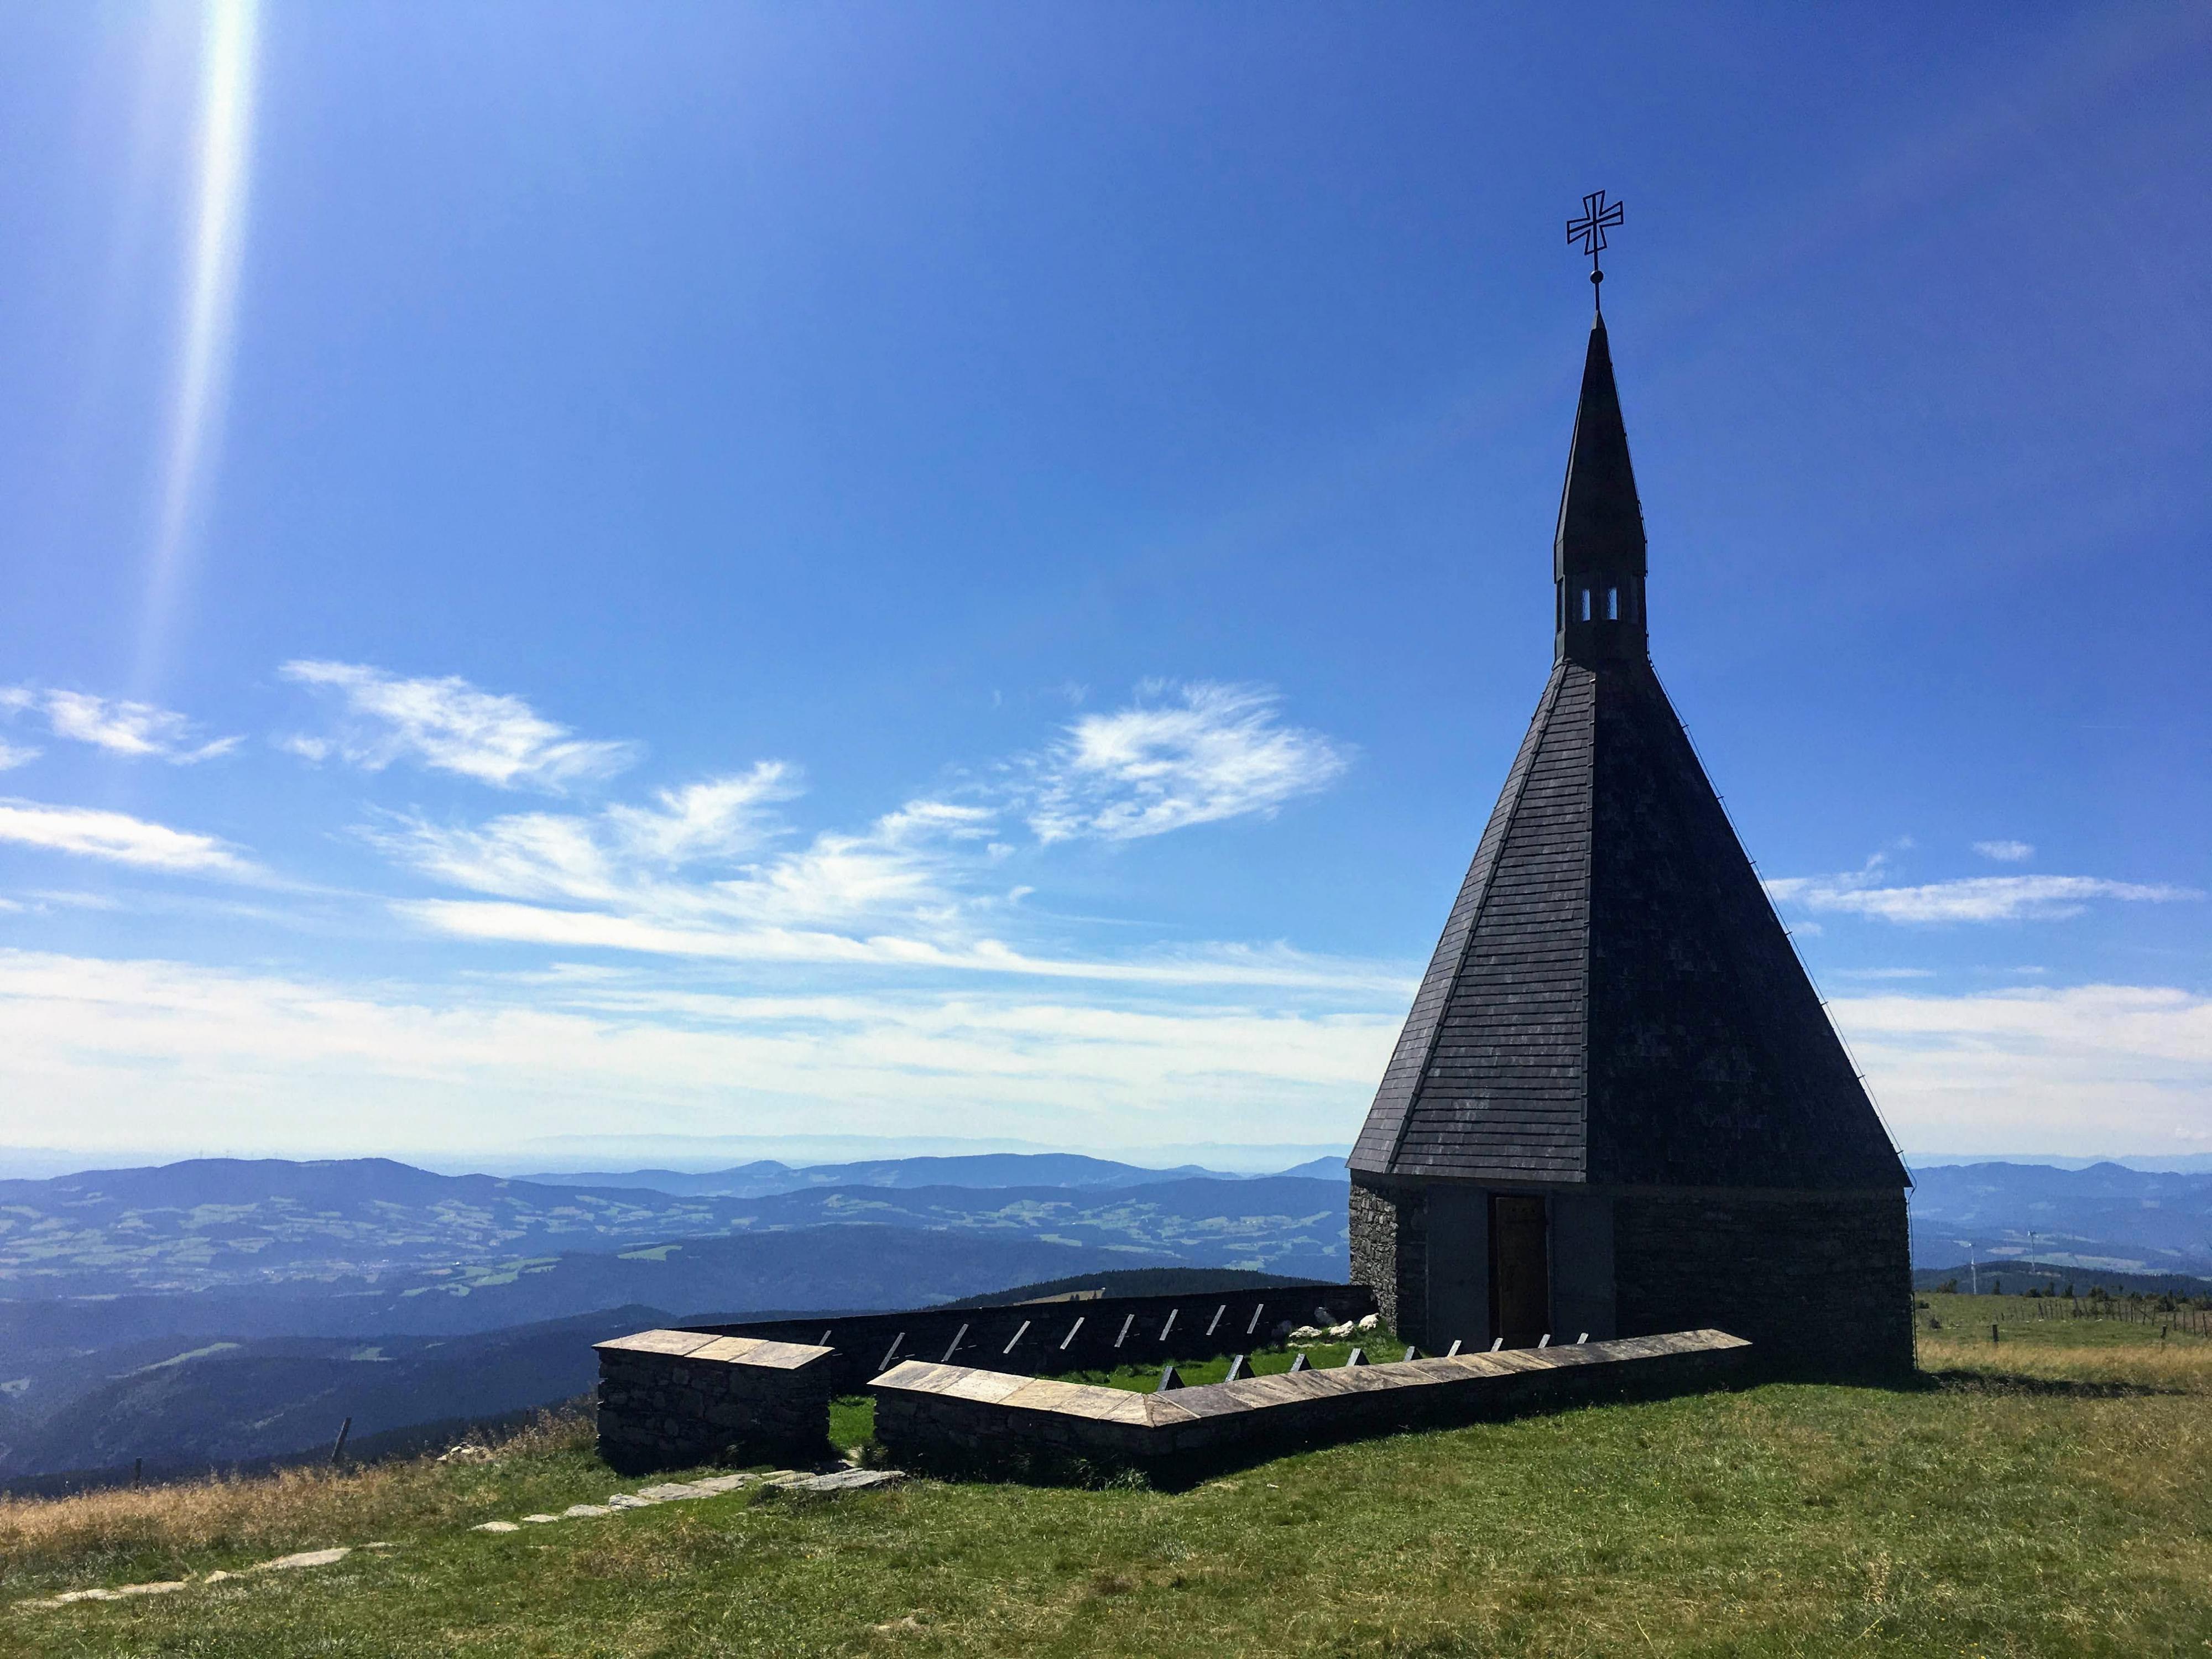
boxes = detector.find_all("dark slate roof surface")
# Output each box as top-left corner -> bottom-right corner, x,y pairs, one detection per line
1348,666 -> 1573,1175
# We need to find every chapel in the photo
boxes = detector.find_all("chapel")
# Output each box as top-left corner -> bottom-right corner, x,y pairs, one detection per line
1345,309 -> 1913,1378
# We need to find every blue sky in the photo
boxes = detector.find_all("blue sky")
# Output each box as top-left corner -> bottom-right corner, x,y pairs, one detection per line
0,3 -> 2205,1171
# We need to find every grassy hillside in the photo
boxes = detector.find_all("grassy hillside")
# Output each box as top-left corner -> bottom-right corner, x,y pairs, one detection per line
4,1296 -> 2209,1655
0,1309 -> 662,1483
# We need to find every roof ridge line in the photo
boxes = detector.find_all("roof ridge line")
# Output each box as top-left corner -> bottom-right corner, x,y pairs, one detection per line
1637,661 -> 1912,1184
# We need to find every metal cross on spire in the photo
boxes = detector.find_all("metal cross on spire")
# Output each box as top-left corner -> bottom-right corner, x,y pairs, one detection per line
1566,190 -> 1625,314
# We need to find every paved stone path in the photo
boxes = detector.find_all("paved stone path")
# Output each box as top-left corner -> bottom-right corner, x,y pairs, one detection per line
17,1467 -> 902,1612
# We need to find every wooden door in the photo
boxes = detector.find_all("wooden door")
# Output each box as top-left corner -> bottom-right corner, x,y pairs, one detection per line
1425,1187 -> 1489,1350
1490,1195 -> 1550,1347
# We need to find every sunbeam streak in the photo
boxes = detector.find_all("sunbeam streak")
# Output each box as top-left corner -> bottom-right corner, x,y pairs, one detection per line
135,0 -> 260,694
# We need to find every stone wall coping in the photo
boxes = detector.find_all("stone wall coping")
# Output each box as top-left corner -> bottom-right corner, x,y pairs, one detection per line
874,1360 -> 1163,1425
873,1328 -> 1747,1434
597,1329 -> 834,1371
596,1329 -> 724,1358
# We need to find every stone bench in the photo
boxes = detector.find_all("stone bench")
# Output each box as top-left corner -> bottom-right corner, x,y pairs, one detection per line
596,1330 -> 836,1473
870,1329 -> 1751,1469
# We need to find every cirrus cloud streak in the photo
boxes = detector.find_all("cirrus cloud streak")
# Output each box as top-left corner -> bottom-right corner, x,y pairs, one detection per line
1767,870 -> 2199,923
279,660 -> 639,793
1027,681 -> 1350,843
0,800 -> 255,877
1,687 -> 238,764
1833,984 -> 2212,1151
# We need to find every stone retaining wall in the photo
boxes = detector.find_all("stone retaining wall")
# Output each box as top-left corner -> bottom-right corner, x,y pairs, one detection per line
671,1282 -> 1376,1397
595,1331 -> 836,1473
872,1328 -> 1750,1469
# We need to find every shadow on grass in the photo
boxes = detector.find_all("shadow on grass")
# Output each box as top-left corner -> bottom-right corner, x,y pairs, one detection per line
887,1369 -> 1768,1494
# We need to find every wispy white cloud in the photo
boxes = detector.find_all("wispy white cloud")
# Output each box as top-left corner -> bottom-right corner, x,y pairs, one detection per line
1973,839 -> 2034,862
374,768 -> 989,931
279,661 -> 638,793
0,740 -> 38,771
1832,984 -> 2212,1151
0,950 -> 1401,1157
335,679 -> 1361,990
0,800 -> 255,876
1767,867 -> 2198,923
1027,682 -> 1350,843
604,768 -> 801,864
1,687 -> 238,763
397,899 -> 1413,993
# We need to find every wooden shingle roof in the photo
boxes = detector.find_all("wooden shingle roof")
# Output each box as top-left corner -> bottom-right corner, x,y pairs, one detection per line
1349,321 -> 1905,1192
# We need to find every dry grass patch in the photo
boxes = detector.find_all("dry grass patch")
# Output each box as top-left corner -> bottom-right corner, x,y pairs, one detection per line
0,1408 -> 602,1600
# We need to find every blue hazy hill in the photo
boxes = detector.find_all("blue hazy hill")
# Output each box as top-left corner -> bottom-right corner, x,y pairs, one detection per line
517,1152 -> 1246,1197
1907,1162 -> 2212,1275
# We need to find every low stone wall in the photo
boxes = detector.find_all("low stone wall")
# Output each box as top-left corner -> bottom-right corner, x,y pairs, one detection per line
595,1331 -> 837,1473
872,1328 -> 1750,1470
671,1282 -> 1376,1397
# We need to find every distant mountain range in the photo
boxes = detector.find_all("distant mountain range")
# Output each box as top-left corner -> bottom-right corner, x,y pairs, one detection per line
0,1232 -> 1180,1481
0,1153 -> 1348,1297
516,1152 -> 1339,1197
1908,1163 -> 2212,1276
1906,1153 -> 2212,1174
0,1150 -> 1355,1481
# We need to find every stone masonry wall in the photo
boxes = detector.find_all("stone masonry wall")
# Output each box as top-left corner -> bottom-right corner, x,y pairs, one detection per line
1614,1190 -> 1912,1379
873,1331 -> 1752,1472
596,1333 -> 836,1474
1348,1177 -> 1425,1343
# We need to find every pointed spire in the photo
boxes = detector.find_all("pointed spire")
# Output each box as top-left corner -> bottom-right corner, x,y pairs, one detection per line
1553,319 -> 1648,663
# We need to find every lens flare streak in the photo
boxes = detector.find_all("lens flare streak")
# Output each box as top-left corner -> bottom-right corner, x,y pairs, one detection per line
136,0 -> 260,692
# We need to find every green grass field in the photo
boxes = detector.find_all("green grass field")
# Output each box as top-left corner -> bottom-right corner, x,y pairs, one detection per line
6,1295 -> 2209,1656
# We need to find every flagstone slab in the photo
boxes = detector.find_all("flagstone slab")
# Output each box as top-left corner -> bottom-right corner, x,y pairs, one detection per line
596,1329 -> 725,1359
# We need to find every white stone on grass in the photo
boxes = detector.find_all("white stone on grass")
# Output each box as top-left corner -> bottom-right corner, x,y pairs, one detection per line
254,1548 -> 351,1572
687,1474 -> 754,1494
471,1521 -> 521,1533
562,1504 -> 613,1517
795,1469 -> 902,1493
37,1579 -> 191,1606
